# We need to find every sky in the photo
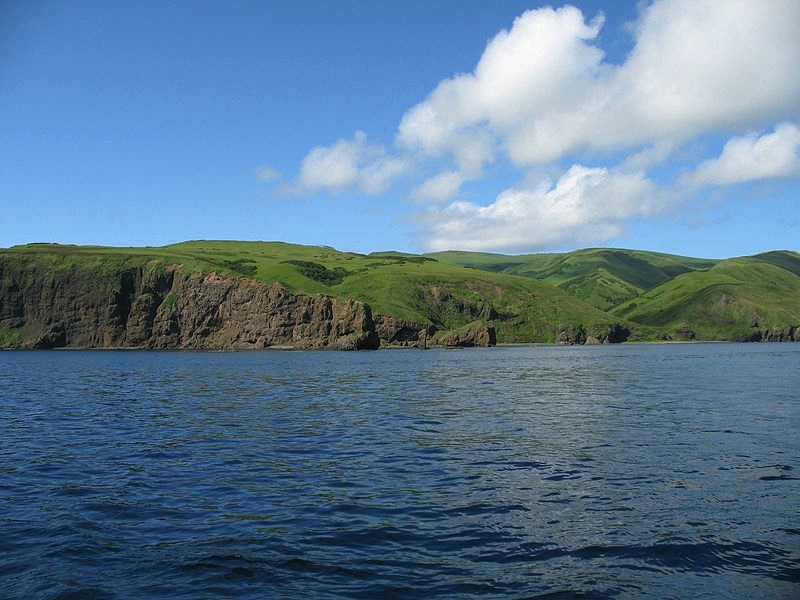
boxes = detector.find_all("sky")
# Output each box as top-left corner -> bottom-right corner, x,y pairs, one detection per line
2,0 -> 799,258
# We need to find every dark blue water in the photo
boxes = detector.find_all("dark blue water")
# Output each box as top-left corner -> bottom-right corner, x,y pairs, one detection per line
1,343 -> 799,599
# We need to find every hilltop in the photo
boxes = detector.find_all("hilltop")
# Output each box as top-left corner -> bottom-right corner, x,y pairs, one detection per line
429,247 -> 800,342
0,241 -> 797,349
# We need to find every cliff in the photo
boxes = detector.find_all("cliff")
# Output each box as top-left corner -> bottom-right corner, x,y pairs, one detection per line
0,258 -> 379,350
4,242 -> 703,349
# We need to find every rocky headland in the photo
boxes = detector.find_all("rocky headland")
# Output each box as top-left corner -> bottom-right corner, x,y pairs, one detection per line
3,241 -> 797,349
0,261 -> 381,350
0,257 -> 493,350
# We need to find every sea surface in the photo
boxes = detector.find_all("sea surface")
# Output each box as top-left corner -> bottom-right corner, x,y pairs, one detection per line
1,343 -> 799,599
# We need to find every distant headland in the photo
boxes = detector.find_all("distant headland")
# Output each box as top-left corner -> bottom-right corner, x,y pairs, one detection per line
1,241 -> 798,349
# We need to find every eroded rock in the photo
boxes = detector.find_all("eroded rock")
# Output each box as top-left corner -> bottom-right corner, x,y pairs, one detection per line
0,260 -> 379,350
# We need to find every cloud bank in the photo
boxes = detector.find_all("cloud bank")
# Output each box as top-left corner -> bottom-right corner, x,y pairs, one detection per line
421,165 -> 662,252
686,123 -> 800,187
289,0 -> 800,251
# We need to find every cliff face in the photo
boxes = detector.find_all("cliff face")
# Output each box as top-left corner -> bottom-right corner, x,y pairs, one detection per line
757,326 -> 800,342
373,314 -> 435,347
439,322 -> 497,347
0,259 -> 379,350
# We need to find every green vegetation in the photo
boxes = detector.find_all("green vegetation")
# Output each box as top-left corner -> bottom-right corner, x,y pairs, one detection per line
428,248 -> 718,310
160,292 -> 180,311
1,241 -> 797,344
222,258 -> 258,277
750,250 -> 800,277
0,327 -> 22,348
284,260 -> 349,285
428,247 -> 799,341
612,256 -> 800,340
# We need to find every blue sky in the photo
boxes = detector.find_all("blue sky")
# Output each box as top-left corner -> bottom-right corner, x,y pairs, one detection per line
2,0 -> 798,258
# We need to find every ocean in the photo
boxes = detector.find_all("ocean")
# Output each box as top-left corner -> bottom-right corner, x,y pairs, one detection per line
1,343 -> 798,598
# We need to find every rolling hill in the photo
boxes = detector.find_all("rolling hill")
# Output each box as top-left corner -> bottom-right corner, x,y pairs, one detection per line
429,247 -> 800,342
0,241 -> 635,349
427,248 -> 718,311
612,253 -> 800,341
0,241 -> 797,348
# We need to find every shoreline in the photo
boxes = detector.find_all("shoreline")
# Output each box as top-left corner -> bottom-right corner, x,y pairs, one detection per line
1,338 -> 794,352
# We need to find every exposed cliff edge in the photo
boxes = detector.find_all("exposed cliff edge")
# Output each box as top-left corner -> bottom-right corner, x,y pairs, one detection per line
438,321 -> 497,348
0,259 -> 380,350
11,240 -> 793,348
1,247 -> 633,350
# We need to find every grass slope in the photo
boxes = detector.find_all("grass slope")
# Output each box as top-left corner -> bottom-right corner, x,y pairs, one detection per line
612,253 -> 800,340
428,248 -> 717,310
1,241 -> 632,344
750,250 -> 800,277
4,242 -> 797,343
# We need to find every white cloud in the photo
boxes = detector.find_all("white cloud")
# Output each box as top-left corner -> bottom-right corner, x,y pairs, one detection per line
421,165 -> 664,252
615,0 -> 800,137
296,131 -> 406,194
686,123 -> 800,186
411,171 -> 465,203
255,165 -> 281,182
286,0 -> 800,251
356,154 -> 408,196
399,0 -> 800,169
397,5 -> 607,167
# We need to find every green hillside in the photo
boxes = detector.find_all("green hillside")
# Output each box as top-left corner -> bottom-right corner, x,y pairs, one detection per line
423,250 -> 535,273
612,253 -> 800,340
3,242 -> 798,345
162,242 -> 629,342
751,250 -> 800,277
0,241 -> 634,345
428,248 -> 718,311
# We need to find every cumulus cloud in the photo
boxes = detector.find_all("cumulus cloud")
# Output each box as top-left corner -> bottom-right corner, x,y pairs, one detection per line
397,5 -> 606,167
411,171 -> 466,203
287,0 -> 800,251
615,0 -> 800,137
408,0 -> 800,250
399,0 -> 800,168
296,131 -> 406,194
420,165 -> 664,252
685,123 -> 800,187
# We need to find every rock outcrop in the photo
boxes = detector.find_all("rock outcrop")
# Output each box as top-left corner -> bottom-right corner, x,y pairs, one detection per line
555,323 -> 631,345
0,259 -> 379,350
373,314 -> 435,347
438,321 -> 496,347
756,326 -> 800,342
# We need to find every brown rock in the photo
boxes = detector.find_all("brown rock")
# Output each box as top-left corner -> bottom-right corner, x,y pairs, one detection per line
761,325 -> 797,342
374,314 -> 435,347
0,259 -> 379,350
439,322 -> 496,347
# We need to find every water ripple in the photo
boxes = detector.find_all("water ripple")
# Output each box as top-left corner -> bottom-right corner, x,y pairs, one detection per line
1,344 -> 799,598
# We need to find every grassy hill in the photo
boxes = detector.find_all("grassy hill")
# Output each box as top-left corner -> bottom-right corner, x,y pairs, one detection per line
428,248 -> 717,311
429,247 -> 799,341
0,241 -> 634,345
612,253 -> 800,340
3,242 -> 797,344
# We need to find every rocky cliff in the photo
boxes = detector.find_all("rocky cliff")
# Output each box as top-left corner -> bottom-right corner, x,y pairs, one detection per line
438,321 -> 497,347
373,314 -> 435,347
0,249 -> 639,350
0,258 -> 380,350
755,325 -> 800,342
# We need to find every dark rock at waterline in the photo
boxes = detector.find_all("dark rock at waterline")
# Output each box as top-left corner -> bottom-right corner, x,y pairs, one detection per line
0,260 -> 380,350
556,324 -> 631,345
439,322 -> 496,347
374,314 -> 435,347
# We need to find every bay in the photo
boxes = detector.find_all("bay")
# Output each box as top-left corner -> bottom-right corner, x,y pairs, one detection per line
1,343 -> 799,598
